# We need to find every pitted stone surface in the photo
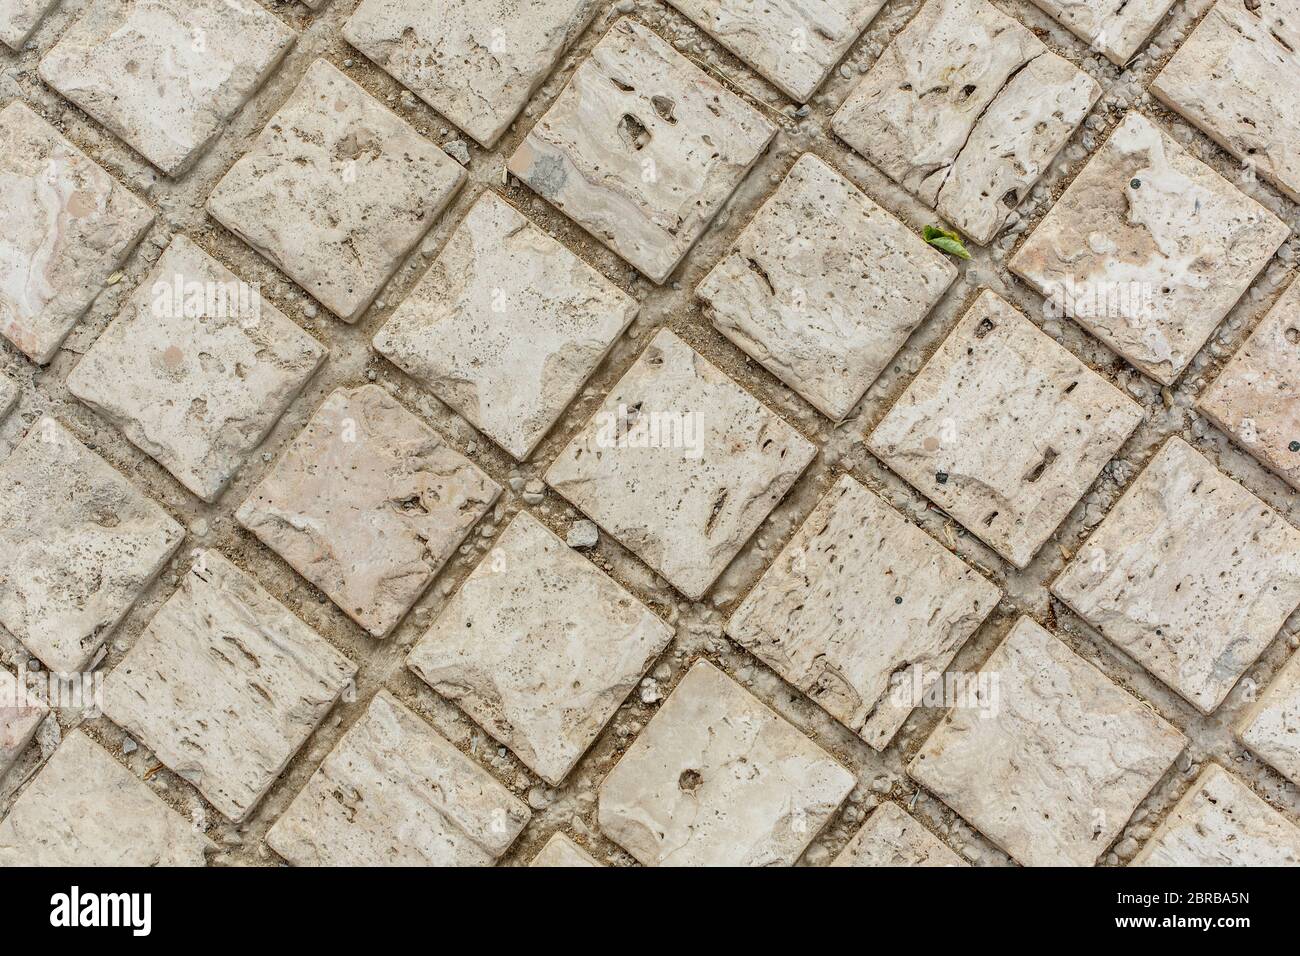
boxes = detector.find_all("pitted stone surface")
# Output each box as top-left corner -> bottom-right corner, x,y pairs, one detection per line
727,474 -> 999,750
1238,650 -> 1300,789
0,731 -> 212,866
832,802 -> 965,867
664,0 -> 885,102
0,0 -> 58,50
1152,0 -> 1300,203
207,59 -> 466,322
0,101 -> 154,366
869,290 -> 1144,569
697,153 -> 957,422
1198,274 -> 1300,492
545,328 -> 816,600
1053,438 -> 1300,715
267,691 -> 531,866
103,551 -> 356,823
0,377 -> 16,422
68,236 -> 327,503
0,417 -> 184,673
507,18 -> 777,284
530,831 -> 603,867
408,510 -> 673,786
0,667 -> 46,777
38,0 -> 295,176
831,0 -> 1099,245
1028,0 -> 1178,66
910,616 -> 1186,867
1132,764 -> 1300,866
343,0 -> 600,149
374,191 -> 639,461
1011,111 -> 1289,386
236,385 -> 501,639
598,660 -> 854,866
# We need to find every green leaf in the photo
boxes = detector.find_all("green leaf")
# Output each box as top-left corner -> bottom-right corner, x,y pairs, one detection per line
926,232 -> 971,260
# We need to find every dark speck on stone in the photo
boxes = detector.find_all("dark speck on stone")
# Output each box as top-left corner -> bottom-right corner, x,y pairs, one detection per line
894,596 -> 903,605
1290,441 -> 1300,452
1130,179 -> 1141,189
936,471 -> 949,484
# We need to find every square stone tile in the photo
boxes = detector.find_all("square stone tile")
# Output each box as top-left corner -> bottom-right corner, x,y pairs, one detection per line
727,475 -> 999,750
1197,273 -> 1300,491
507,18 -> 777,284
869,289 -> 1144,569
67,236 -> 327,503
0,416 -> 184,673
1237,650 -> 1300,788
0,730 -> 212,865
0,376 -> 16,422
104,550 -> 357,823
832,802 -> 965,867
1053,437 -> 1300,715
0,666 -> 47,777
1028,0 -> 1177,66
0,101 -> 154,366
374,191 -> 638,461
664,0 -> 885,102
831,0 -> 1099,246
0,0 -> 58,49
408,511 -> 673,786
697,153 -> 957,422
236,385 -> 501,639
598,660 -> 854,866
266,690 -> 531,866
38,0 -> 295,176
1011,111 -> 1288,386
207,59 -> 466,323
530,832 -> 602,867
910,616 -> 1186,867
1152,0 -> 1300,203
343,0 -> 600,149
1132,764 -> 1300,866
545,329 -> 816,600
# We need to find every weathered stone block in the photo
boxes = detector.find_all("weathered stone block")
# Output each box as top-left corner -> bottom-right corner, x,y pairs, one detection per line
1237,650 -> 1300,790
1028,0 -> 1177,65
529,832 -> 603,867
832,802 -> 965,867
0,666 -> 47,777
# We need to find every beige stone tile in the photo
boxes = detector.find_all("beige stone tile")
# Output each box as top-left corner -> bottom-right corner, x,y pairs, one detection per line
664,0 -> 885,102
727,475 -> 999,750
1152,0 -> 1300,203
910,616 -> 1186,867
0,666 -> 47,777
0,101 -> 154,366
1011,111 -> 1288,385
207,59 -> 466,322
0,0 -> 58,49
545,328 -> 816,600
1132,764 -> 1300,866
0,417 -> 184,673
832,802 -> 965,867
697,153 -> 957,422
1053,437 -> 1300,714
38,0 -> 295,176
869,289 -> 1144,569
68,236 -> 326,503
103,551 -> 356,822
374,191 -> 638,461
1237,650 -> 1300,789
598,660 -> 854,866
831,0 -> 1099,245
408,511 -> 673,786
507,18 -> 777,284
0,376 -> 16,422
529,832 -> 603,867
236,385 -> 500,639
343,0 -> 599,148
1197,274 -> 1300,491
0,730 -> 212,865
1028,0 -> 1177,65
267,691 -> 531,866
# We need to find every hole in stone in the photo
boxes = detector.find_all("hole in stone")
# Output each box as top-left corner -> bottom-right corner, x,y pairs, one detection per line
651,95 -> 677,124
617,113 -> 650,151
679,769 -> 703,793
1285,326 -> 1299,345
610,77 -> 635,93
975,318 -> 996,339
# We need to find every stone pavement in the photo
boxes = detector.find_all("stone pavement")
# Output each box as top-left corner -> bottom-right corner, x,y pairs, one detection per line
0,0 -> 1298,867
